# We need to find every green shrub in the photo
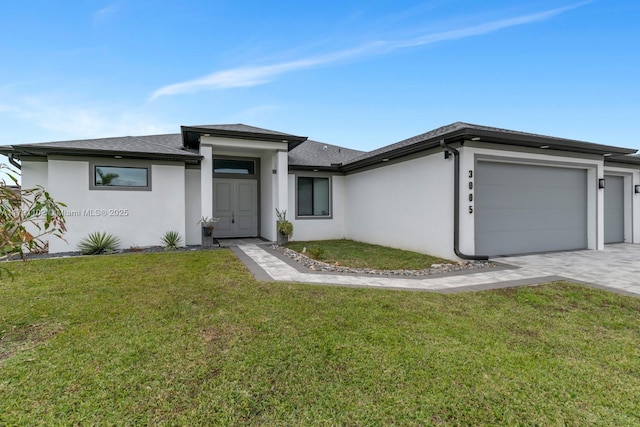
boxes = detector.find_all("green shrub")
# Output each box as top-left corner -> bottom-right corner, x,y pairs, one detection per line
77,231 -> 121,255
308,247 -> 325,260
161,231 -> 183,250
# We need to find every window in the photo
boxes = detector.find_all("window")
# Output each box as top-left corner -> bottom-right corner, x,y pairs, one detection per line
297,177 -> 330,217
214,159 -> 255,175
94,166 -> 149,188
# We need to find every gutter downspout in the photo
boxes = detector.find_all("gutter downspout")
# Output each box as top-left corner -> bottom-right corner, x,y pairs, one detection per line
440,139 -> 489,261
8,154 -> 21,170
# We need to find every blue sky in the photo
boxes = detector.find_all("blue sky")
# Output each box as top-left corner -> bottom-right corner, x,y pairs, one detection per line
1,0 -> 639,160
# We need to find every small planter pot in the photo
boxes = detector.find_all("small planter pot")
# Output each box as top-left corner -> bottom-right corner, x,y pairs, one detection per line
277,233 -> 289,245
202,226 -> 215,248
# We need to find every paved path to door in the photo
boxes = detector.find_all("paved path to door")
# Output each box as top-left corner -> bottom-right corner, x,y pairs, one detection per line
231,243 -> 640,296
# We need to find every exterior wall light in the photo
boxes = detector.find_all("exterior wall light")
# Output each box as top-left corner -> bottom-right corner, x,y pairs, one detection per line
635,185 -> 640,194
599,179 -> 606,189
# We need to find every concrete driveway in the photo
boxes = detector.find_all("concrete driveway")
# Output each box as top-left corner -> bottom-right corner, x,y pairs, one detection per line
499,243 -> 640,296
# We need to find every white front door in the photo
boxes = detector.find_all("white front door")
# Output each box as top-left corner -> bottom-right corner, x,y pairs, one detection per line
213,179 -> 258,238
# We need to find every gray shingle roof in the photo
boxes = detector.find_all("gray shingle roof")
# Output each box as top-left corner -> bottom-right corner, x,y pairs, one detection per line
343,122 -> 465,165
3,133 -> 201,160
180,123 -> 308,151
342,122 -> 637,169
186,124 -> 301,138
2,121 -> 637,169
288,140 -> 364,168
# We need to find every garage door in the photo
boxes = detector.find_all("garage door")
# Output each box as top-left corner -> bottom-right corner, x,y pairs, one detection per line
604,175 -> 624,243
475,162 -> 588,256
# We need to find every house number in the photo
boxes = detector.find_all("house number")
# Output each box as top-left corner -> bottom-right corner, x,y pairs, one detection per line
468,182 -> 473,190
469,194 -> 473,202
469,206 -> 473,214
469,170 -> 473,178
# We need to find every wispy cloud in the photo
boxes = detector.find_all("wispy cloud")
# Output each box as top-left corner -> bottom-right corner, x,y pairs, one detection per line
93,3 -> 119,24
0,96 -> 170,142
150,2 -> 590,100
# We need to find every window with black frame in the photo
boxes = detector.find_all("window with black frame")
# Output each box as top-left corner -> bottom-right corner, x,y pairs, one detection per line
213,159 -> 255,175
297,177 -> 330,217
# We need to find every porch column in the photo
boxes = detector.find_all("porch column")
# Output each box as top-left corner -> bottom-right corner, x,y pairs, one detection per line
200,145 -> 213,219
276,149 -> 288,214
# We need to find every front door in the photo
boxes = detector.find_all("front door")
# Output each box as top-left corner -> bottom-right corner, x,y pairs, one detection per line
213,178 -> 258,238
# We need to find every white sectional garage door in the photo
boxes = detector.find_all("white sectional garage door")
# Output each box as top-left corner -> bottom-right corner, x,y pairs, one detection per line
604,175 -> 624,244
475,162 -> 588,256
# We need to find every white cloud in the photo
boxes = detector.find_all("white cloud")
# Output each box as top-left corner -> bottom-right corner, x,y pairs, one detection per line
1,96 -> 171,142
150,2 -> 591,100
93,3 -> 119,24
0,104 -> 20,114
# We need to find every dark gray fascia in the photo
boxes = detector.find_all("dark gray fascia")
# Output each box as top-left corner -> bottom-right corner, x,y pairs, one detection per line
8,146 -> 202,162
604,155 -> 640,166
464,128 -> 636,156
181,126 -> 308,152
341,127 -> 637,173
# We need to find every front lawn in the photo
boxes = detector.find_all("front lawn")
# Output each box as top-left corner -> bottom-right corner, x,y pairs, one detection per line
1,251 -> 639,425
284,239 -> 452,269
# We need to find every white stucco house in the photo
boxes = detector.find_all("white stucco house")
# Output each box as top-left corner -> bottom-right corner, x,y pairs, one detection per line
2,122 -> 640,260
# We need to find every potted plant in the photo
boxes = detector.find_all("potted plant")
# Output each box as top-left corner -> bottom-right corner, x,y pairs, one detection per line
198,216 -> 219,248
275,209 -> 293,245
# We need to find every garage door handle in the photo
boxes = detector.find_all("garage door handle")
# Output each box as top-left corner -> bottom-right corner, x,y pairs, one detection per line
232,212 -> 235,224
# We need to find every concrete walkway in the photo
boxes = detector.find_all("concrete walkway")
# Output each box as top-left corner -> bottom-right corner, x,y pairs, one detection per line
231,242 -> 640,296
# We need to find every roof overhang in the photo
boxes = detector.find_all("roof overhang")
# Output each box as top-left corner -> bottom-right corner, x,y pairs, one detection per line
604,155 -> 640,166
459,128 -> 635,156
4,145 -> 202,162
181,126 -> 307,152
341,126 -> 637,172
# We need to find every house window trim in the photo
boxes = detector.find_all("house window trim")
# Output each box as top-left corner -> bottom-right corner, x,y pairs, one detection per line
212,155 -> 260,180
213,157 -> 257,177
295,175 -> 333,219
89,161 -> 152,191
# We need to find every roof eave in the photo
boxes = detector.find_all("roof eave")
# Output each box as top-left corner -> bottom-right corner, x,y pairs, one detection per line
9,146 -> 203,162
342,127 -> 636,172
181,126 -> 308,151
604,155 -> 640,166
465,128 -> 636,156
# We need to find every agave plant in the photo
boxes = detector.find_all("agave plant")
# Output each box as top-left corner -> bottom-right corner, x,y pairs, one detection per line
77,231 -> 121,255
161,230 -> 183,251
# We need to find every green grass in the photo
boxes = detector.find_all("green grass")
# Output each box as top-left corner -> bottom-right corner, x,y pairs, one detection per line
285,239 -> 452,269
1,251 -> 639,425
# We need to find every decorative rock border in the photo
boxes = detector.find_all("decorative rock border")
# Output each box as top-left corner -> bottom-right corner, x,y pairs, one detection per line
271,244 -> 496,276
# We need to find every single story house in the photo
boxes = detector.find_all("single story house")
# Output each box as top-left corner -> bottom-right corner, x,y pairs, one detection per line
2,122 -> 640,260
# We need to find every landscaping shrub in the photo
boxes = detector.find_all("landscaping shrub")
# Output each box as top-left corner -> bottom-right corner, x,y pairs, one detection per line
77,231 -> 121,255
161,231 -> 183,250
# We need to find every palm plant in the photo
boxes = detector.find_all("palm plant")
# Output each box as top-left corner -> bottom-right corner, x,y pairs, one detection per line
161,231 -> 183,250
77,231 -> 121,255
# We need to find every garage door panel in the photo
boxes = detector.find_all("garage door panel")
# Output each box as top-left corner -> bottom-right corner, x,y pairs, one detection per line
477,187 -> 584,209
478,208 -> 586,232
476,162 -> 587,256
604,175 -> 624,244
476,229 -> 586,255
